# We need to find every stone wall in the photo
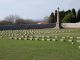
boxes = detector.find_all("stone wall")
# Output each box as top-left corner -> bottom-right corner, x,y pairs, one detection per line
62,23 -> 80,28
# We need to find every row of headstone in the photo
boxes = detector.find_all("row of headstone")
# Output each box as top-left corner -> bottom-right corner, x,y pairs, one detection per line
0,28 -> 80,49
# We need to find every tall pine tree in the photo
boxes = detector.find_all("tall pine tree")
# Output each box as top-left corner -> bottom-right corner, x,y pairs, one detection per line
54,10 -> 57,23
77,9 -> 80,22
59,10 -> 65,22
48,12 -> 55,23
71,8 -> 76,23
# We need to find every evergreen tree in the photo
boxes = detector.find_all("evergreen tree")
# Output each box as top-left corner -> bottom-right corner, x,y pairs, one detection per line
71,8 -> 76,23
62,12 -> 74,23
48,12 -> 55,23
77,9 -> 80,22
65,10 -> 71,15
54,10 -> 57,23
62,10 -> 72,23
59,10 -> 65,22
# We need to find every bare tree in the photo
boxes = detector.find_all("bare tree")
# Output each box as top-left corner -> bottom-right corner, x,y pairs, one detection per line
4,15 -> 21,23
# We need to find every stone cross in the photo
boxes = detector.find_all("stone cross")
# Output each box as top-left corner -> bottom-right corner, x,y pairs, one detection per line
56,7 -> 61,29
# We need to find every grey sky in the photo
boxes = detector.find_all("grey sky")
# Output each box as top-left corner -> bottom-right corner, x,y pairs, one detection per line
0,0 -> 80,20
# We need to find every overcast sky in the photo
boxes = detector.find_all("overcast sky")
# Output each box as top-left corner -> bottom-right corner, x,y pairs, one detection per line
0,0 -> 80,20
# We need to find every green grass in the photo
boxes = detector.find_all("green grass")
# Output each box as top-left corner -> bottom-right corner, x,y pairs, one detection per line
0,28 -> 80,60
0,40 -> 80,60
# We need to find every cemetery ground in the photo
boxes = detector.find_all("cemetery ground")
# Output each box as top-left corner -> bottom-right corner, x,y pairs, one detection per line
0,28 -> 80,60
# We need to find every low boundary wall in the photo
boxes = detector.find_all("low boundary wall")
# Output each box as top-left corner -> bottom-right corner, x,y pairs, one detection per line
62,23 -> 80,28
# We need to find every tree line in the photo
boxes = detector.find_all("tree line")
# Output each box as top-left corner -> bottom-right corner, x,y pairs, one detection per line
0,15 -> 37,25
48,8 -> 80,23
0,8 -> 80,25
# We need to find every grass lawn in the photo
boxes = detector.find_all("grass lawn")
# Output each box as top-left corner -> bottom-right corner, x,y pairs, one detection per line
0,40 -> 80,60
0,28 -> 80,60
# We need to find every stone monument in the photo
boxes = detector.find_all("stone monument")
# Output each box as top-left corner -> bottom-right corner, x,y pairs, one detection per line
56,7 -> 61,29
